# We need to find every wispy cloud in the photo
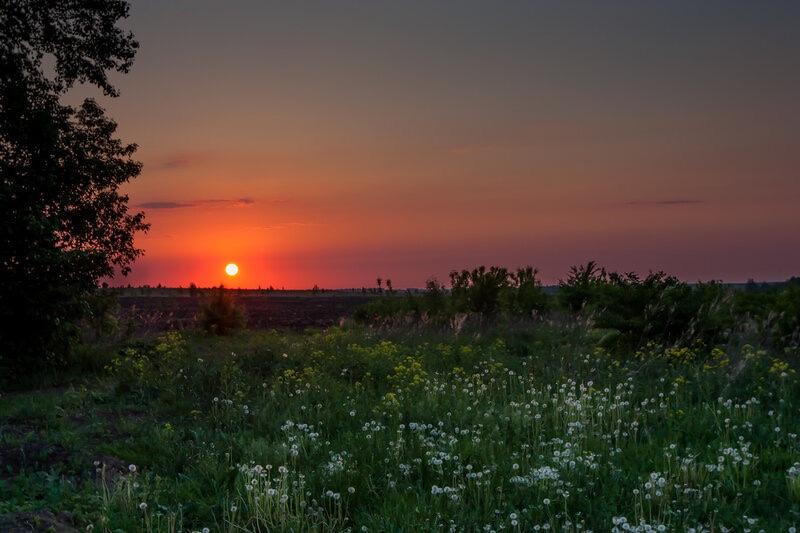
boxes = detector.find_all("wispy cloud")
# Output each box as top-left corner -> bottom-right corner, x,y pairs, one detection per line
138,201 -> 194,209
138,197 -> 258,209
626,199 -> 705,207
152,158 -> 192,171
258,222 -> 321,231
196,197 -> 256,207
146,153 -> 202,172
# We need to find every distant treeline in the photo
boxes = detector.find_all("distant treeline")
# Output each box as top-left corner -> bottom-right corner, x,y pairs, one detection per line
354,262 -> 800,350
109,284 -> 393,296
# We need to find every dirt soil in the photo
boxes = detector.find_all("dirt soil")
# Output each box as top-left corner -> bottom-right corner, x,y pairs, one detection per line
118,293 -> 375,331
0,510 -> 78,532
0,440 -> 72,479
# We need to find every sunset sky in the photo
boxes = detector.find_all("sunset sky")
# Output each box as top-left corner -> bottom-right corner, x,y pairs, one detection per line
83,1 -> 800,288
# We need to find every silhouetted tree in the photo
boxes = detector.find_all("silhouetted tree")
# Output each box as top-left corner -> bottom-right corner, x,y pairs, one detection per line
198,285 -> 245,335
386,279 -> 393,293
0,0 -> 147,380
449,266 -> 510,316
376,277 -> 383,293
558,261 -> 607,312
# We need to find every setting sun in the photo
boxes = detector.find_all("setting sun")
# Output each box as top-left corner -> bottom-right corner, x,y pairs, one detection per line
225,263 -> 239,277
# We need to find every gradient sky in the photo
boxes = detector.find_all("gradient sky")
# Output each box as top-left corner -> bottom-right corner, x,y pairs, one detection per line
82,0 -> 800,288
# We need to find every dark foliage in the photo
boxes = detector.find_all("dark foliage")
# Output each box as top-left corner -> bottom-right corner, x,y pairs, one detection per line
197,287 -> 246,335
355,263 -> 800,352
355,266 -> 550,325
0,0 -> 146,381
560,268 -> 734,349
733,278 -> 800,347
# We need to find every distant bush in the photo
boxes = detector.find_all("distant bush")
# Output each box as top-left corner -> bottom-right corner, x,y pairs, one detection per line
562,269 -> 733,349
421,278 -> 449,316
355,266 -> 551,327
450,266 -> 550,318
557,261 -> 607,313
450,266 -> 510,316
505,266 -> 551,317
355,262 -> 800,351
733,278 -> 800,346
197,286 -> 245,334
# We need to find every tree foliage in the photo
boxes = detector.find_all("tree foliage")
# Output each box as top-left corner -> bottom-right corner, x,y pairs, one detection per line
1,0 -> 146,378
355,263 -> 799,351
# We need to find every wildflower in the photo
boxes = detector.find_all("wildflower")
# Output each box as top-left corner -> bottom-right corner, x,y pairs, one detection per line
139,502 -> 147,511
543,498 -> 551,505
128,464 -> 137,473
348,486 -> 356,494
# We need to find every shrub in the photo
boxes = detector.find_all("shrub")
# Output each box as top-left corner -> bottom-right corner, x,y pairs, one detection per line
557,261 -> 607,312
197,286 -> 245,334
561,269 -> 733,349
506,266 -> 550,317
355,263 -> 799,351
450,266 -> 510,316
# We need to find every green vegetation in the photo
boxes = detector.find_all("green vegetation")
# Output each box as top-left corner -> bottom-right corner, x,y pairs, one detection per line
2,309 -> 800,530
356,263 -> 800,350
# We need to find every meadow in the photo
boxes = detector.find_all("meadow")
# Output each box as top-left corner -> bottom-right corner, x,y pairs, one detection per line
1,327 -> 799,531
2,270 -> 800,532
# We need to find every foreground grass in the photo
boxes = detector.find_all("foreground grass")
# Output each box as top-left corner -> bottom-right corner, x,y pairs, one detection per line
1,325 -> 799,531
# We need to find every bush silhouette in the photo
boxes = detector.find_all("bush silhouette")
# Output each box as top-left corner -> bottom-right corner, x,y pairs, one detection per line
198,286 -> 245,335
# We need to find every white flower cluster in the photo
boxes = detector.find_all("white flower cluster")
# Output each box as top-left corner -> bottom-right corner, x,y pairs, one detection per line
611,516 -> 667,532
430,484 -> 460,501
324,451 -> 349,475
510,465 -> 560,487
705,439 -> 755,473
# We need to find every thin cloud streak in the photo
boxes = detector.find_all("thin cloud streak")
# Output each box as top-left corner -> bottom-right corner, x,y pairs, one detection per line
138,197 -> 257,209
258,221 -> 322,231
146,153 -> 206,172
138,201 -> 194,209
626,199 -> 705,207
